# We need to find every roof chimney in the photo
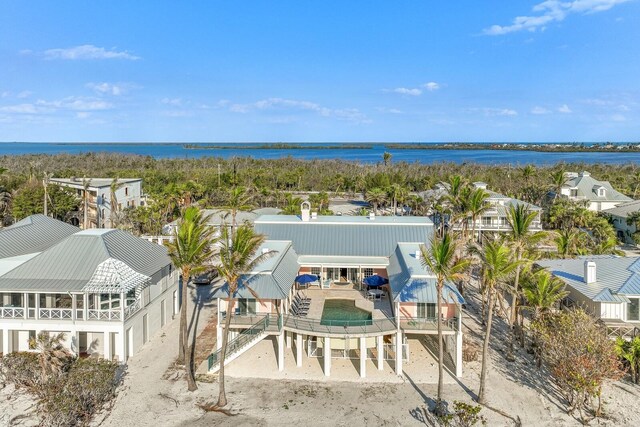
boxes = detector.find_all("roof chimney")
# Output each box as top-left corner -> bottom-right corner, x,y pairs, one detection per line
369,212 -> 375,220
415,249 -> 421,259
262,247 -> 270,254
311,211 -> 318,219
301,201 -> 311,222
584,260 -> 596,284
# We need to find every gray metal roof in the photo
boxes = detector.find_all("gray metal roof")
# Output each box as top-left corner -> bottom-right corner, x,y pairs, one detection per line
602,200 -> 640,219
254,215 -> 433,257
537,255 -> 640,303
0,228 -> 171,292
563,172 -> 631,203
387,243 -> 464,304
297,255 -> 389,267
213,240 -> 300,299
0,215 -> 79,258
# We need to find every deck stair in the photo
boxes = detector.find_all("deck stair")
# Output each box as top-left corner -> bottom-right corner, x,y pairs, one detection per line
207,315 -> 271,373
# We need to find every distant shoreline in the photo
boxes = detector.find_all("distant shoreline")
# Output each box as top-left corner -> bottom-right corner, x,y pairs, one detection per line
384,143 -> 640,152
183,143 -> 374,150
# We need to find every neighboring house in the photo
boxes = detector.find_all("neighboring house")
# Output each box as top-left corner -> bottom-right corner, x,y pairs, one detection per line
537,256 -> 640,339
208,202 -> 465,379
556,171 -> 632,212
0,215 -> 178,360
162,207 -> 282,236
421,182 -> 543,237
50,178 -> 144,229
602,200 -> 640,245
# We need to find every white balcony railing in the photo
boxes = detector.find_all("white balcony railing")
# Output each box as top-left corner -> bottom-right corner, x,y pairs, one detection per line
0,307 -> 25,318
88,309 -> 121,321
39,308 -> 73,320
124,300 -> 141,319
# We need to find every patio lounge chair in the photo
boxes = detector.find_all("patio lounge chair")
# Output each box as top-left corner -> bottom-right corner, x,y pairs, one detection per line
294,295 -> 311,307
290,305 -> 308,317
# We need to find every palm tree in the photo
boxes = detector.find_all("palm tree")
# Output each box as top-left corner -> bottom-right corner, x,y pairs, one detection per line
472,241 -> 520,404
549,168 -> 567,201
521,164 -> 536,185
214,223 -> 274,408
468,187 -> 490,242
29,331 -> 74,380
165,206 -> 216,391
420,232 -> 470,415
221,186 -> 253,230
554,228 -> 582,259
365,187 -> 387,215
505,204 -> 546,361
388,183 -> 408,216
109,177 -> 124,228
522,270 -> 568,367
82,177 -> 92,229
42,172 -> 52,217
382,151 -> 392,166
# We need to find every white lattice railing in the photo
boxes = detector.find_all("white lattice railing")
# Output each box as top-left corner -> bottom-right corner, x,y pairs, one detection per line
87,309 -> 121,321
124,299 -> 141,319
0,307 -> 25,318
39,308 -> 73,320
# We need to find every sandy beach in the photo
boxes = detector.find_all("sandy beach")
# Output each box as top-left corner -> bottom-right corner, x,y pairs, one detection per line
2,281 -> 640,427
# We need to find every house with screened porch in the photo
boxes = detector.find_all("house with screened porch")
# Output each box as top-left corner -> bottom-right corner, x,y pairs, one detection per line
208,203 -> 465,379
0,215 -> 178,360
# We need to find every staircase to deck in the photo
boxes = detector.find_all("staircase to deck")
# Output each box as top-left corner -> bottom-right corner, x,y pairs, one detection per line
206,315 -> 273,373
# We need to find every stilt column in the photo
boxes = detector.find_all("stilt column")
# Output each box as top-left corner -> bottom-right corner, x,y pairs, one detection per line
377,335 -> 384,370
296,333 -> 303,367
324,337 -> 331,376
395,331 -> 403,376
277,332 -> 285,371
359,337 -> 366,378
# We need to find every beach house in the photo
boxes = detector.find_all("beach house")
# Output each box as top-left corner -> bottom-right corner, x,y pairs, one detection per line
0,215 -> 178,360
209,202 -> 464,378
602,200 -> 640,245
422,182 -> 542,238
554,171 -> 631,212
50,177 -> 144,229
537,255 -> 640,339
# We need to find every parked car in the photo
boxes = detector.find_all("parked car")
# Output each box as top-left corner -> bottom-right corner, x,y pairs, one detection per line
193,270 -> 219,285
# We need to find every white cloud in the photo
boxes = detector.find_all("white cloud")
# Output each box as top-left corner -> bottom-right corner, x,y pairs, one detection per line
16,91 -> 32,99
610,113 -> 627,122
531,106 -> 551,115
42,45 -> 139,60
0,104 -> 43,114
76,112 -> 91,119
86,82 -> 129,96
227,97 -> 370,123
1,91 -> 9,98
37,97 -> 112,111
558,104 -> 572,113
393,87 -> 422,96
376,107 -> 404,114
482,108 -> 518,117
484,0 -> 632,35
423,82 -> 441,91
161,98 -> 183,106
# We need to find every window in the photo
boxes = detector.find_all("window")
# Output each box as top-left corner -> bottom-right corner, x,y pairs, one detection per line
500,217 -> 508,226
310,267 -> 321,276
482,216 -> 492,226
628,298 -> 640,321
125,187 -> 129,196
362,268 -> 374,278
238,299 -> 256,315
598,188 -> 606,197
570,189 -> 578,197
417,303 -> 436,319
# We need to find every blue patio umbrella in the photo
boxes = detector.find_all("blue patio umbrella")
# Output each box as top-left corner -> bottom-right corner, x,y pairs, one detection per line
295,274 -> 318,284
364,275 -> 389,287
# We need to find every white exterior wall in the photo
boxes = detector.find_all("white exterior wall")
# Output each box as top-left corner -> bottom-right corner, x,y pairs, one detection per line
96,181 -> 143,227
600,302 -> 624,321
0,267 -> 178,361
611,214 -> 636,245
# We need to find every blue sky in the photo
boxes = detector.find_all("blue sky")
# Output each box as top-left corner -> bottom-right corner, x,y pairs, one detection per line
0,1 -> 638,142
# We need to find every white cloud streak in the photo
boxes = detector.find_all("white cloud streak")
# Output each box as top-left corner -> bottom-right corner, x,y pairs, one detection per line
531,106 -> 551,114
557,104 -> 572,113
228,97 -> 370,123
484,0 -> 632,35
387,82 -> 441,96
41,45 -> 140,60
86,82 -> 130,96
0,96 -> 112,115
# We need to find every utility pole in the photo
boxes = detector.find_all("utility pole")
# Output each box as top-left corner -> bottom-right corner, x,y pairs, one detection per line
217,163 -> 221,188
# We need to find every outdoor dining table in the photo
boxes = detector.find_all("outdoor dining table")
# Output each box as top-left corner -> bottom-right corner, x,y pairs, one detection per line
367,289 -> 383,299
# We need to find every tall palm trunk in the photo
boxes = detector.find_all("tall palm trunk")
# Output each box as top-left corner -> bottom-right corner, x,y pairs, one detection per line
181,270 -> 197,391
217,297 -> 236,407
478,288 -> 495,404
507,257 -> 522,361
435,279 -> 445,415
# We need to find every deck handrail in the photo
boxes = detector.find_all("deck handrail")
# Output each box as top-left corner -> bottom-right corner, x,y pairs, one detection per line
400,316 -> 458,331
283,315 -> 397,335
207,315 -> 272,371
